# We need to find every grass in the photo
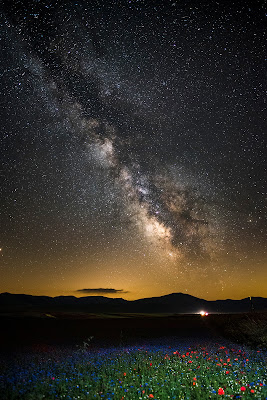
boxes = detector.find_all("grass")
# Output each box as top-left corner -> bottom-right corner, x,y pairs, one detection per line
224,314 -> 267,349
0,337 -> 266,400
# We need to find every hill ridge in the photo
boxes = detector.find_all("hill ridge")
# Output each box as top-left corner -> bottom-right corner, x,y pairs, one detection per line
0,292 -> 266,313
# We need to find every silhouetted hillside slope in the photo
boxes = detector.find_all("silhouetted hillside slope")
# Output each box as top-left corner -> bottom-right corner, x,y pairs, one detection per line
0,292 -> 266,314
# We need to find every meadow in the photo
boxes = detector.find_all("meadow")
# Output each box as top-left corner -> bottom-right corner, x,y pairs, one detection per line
0,336 -> 266,400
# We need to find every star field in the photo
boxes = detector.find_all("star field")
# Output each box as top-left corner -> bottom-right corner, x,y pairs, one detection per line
0,0 -> 266,300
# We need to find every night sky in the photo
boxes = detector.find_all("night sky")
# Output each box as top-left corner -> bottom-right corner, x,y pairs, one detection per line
1,0 -> 266,301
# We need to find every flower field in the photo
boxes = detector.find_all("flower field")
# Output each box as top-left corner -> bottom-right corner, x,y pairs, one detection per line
0,338 -> 266,400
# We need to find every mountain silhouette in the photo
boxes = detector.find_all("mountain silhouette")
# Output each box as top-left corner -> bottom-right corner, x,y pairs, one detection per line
0,292 -> 266,314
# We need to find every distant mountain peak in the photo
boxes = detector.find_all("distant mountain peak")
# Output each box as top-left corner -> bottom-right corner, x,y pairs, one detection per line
0,292 -> 266,314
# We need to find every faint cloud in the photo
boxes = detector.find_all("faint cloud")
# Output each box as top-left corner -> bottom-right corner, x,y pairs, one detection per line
76,288 -> 128,294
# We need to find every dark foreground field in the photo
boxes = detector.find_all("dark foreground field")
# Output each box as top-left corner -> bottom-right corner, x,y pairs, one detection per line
0,313 -> 266,399
0,313 -> 218,347
0,312 -> 266,348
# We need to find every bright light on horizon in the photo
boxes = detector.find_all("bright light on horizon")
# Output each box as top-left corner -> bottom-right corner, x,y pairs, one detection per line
199,310 -> 209,316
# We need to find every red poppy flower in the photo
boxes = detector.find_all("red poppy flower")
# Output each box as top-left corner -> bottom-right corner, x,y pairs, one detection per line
226,371 -> 230,374
240,386 -> 246,391
218,388 -> 225,395
149,395 -> 154,398
250,389 -> 255,393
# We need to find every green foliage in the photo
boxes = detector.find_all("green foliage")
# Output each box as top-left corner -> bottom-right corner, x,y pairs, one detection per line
0,340 -> 266,399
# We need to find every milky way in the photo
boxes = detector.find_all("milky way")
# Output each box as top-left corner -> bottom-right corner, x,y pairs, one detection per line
1,0 -> 266,299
